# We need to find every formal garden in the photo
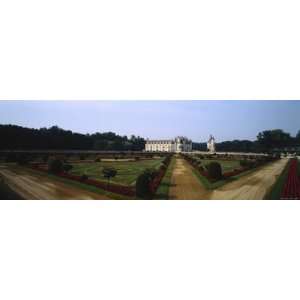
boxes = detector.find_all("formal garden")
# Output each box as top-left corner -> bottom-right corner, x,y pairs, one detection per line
181,153 -> 280,190
18,153 -> 174,199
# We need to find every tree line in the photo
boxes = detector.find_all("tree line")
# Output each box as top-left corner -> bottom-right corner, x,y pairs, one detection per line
0,125 -> 145,151
0,125 -> 299,153
194,129 -> 300,153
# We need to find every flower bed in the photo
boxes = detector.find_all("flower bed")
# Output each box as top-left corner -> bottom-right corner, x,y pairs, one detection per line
29,164 -> 135,197
281,159 -> 300,200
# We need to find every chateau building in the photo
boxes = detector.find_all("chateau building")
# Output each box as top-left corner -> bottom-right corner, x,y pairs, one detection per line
145,136 -> 192,152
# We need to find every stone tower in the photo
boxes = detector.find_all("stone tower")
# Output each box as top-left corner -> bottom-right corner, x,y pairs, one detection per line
207,135 -> 216,153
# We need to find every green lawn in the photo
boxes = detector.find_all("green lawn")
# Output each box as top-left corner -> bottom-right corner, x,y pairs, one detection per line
155,157 -> 176,199
70,159 -> 164,186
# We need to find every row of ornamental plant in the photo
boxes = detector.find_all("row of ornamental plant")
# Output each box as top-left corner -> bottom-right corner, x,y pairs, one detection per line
281,159 -> 300,199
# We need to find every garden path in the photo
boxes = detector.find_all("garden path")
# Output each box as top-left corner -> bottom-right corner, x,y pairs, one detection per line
210,158 -> 289,200
0,165 -> 110,200
168,158 -> 211,200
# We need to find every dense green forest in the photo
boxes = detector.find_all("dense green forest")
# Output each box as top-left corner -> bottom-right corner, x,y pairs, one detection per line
0,125 -> 299,152
0,125 -> 145,151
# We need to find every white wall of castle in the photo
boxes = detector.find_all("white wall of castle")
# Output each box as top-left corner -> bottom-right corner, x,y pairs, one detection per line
145,139 -> 192,152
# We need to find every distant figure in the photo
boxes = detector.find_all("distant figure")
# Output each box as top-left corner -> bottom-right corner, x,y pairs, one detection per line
207,135 -> 216,153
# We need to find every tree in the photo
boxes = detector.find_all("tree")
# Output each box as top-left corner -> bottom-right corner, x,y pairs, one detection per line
257,129 -> 292,152
42,155 -> 49,163
0,124 -> 144,151
296,130 -> 300,141
17,154 -> 30,165
48,159 -> 63,174
207,162 -> 222,180
136,169 -> 157,199
63,164 -> 73,173
5,152 -> 17,162
102,167 -> 117,187
81,174 -> 89,181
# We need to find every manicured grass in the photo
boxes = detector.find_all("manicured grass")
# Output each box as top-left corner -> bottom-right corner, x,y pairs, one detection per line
155,157 -> 176,199
264,159 -> 291,200
70,159 -> 164,186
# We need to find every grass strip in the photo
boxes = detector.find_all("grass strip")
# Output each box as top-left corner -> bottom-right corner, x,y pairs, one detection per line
154,157 -> 176,199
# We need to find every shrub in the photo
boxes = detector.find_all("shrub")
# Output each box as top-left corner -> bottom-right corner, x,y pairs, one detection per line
48,159 -> 63,174
81,174 -> 89,181
240,160 -> 248,167
95,157 -> 101,162
79,154 -> 86,160
136,170 -> 154,199
198,165 -> 205,172
17,154 -> 30,165
207,162 -> 222,180
42,155 -> 49,163
240,160 -> 256,168
63,164 -> 73,173
160,164 -> 167,171
135,156 -> 140,161
5,153 -> 17,162
102,167 -> 117,186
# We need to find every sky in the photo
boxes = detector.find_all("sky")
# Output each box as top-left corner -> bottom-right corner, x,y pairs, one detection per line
0,100 -> 299,142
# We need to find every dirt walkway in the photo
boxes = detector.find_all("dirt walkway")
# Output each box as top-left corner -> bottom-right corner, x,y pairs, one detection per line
169,158 -> 210,199
210,159 -> 288,200
168,158 -> 288,200
0,165 -> 110,200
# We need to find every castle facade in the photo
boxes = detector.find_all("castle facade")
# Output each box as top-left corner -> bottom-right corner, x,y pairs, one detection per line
145,136 -> 192,152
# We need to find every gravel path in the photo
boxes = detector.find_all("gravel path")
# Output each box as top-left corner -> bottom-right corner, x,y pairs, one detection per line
169,158 -> 210,200
0,165 -> 110,200
210,159 -> 289,200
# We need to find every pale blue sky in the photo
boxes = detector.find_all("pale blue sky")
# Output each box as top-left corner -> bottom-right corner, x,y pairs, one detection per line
0,100 -> 299,142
